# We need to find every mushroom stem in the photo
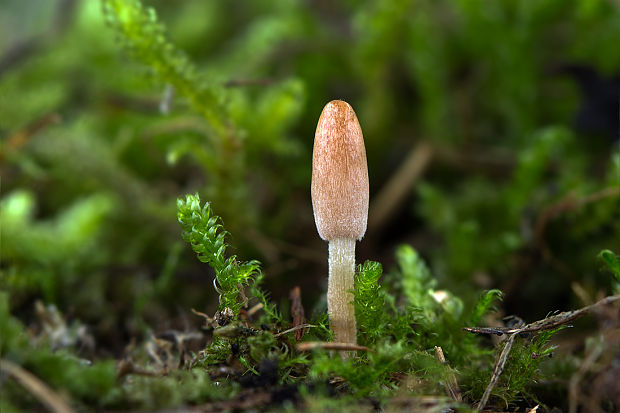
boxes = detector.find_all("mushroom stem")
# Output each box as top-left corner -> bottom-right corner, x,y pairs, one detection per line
327,237 -> 357,346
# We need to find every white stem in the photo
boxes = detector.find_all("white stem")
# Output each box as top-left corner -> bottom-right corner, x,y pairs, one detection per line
328,237 -> 357,346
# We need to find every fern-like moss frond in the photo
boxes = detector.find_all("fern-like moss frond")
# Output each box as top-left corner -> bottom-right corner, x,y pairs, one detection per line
469,289 -> 503,326
102,0 -> 228,135
397,245 -> 436,310
177,194 -> 259,314
354,260 -> 384,346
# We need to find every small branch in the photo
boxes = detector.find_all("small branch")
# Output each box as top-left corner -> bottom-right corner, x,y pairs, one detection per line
463,294 -> 620,337
116,359 -> 162,379
568,336 -> 606,413
191,308 -> 217,329
434,346 -> 462,402
368,142 -> 433,234
274,324 -> 316,338
0,113 -> 61,161
296,341 -> 372,353
464,294 -> 620,410
477,330 -> 520,410
246,303 -> 264,318
0,359 -> 76,413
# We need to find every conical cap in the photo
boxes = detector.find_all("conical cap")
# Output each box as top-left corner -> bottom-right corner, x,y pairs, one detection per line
311,100 -> 369,241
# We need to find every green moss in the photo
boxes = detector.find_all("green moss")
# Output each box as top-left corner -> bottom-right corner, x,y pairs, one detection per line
177,193 -> 261,314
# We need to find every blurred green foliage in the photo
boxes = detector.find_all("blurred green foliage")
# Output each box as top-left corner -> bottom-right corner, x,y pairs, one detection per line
1,0 -> 619,411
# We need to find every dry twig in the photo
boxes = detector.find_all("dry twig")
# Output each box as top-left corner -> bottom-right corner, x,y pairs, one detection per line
368,142 -> 433,234
0,359 -> 76,413
191,308 -> 217,329
296,341 -> 373,352
434,346 -> 462,402
477,322 -> 522,410
568,336 -> 605,413
0,113 -> 61,161
464,294 -> 620,337
274,324 -> 316,338
464,294 -> 620,410
246,303 -> 264,318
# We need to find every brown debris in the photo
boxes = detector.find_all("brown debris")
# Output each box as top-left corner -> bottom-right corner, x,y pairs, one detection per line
157,384 -> 299,413
289,286 -> 307,340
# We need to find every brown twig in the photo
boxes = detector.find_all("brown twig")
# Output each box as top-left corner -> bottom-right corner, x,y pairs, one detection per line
0,359 -> 76,413
477,325 -> 521,410
463,294 -> 620,337
464,294 -> 620,410
434,346 -> 462,402
191,308 -> 217,329
274,324 -> 317,338
568,336 -> 605,413
289,286 -> 307,340
246,303 -> 264,318
368,141 -> 434,234
296,341 -> 373,352
0,113 -> 61,161
116,359 -> 162,379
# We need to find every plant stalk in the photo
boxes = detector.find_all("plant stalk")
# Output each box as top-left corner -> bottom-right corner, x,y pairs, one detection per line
328,237 -> 357,347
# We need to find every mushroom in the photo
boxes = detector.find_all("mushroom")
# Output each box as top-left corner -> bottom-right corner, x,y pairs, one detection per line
311,100 -> 369,347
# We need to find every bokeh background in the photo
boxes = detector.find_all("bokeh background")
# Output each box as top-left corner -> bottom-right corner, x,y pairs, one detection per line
2,0 -> 619,364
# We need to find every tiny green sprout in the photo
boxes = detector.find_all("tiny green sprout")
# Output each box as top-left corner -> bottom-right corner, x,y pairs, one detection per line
598,249 -> 620,283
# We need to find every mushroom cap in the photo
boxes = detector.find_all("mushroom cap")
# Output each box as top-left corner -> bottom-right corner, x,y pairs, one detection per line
311,100 -> 369,241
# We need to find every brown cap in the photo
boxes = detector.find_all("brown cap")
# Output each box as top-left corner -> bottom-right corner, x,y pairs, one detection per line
311,100 -> 369,241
